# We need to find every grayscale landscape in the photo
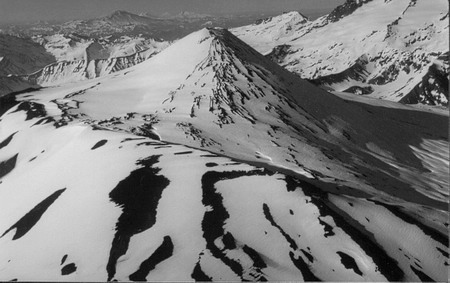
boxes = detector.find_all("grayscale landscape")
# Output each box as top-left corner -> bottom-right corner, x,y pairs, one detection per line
0,0 -> 448,281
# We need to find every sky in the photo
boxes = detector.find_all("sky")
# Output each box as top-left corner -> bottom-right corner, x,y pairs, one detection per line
0,0 -> 345,24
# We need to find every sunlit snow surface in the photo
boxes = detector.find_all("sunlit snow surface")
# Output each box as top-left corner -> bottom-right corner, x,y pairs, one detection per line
0,28 -> 448,281
231,0 -> 449,105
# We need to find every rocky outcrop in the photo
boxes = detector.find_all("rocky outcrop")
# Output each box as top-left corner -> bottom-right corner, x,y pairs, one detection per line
327,0 -> 375,22
400,54 -> 449,105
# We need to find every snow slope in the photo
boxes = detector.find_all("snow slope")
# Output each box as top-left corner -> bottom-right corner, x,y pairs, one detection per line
0,28 -> 448,281
231,0 -> 449,105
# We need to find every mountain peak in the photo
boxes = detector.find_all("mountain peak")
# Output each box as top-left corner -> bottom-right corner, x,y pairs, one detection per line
327,0 -> 374,22
104,10 -> 146,23
282,11 -> 309,20
253,10 -> 308,26
108,10 -> 134,17
230,11 -> 309,54
202,27 -> 266,59
105,10 -> 144,21
191,27 -> 242,46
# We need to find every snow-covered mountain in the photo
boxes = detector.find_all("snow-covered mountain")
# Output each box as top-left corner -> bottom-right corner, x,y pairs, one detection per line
0,28 -> 448,281
0,9 -> 282,97
25,45 -> 165,85
0,33 -> 169,96
157,11 -> 214,20
231,0 -> 449,106
230,11 -> 309,55
101,10 -> 157,25
30,33 -> 167,63
58,10 -> 176,40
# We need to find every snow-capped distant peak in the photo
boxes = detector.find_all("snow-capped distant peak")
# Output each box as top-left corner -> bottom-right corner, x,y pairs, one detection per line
107,10 -> 136,18
110,10 -> 129,15
254,11 -> 308,26
230,11 -> 309,54
101,10 -> 151,24
326,0 -> 376,22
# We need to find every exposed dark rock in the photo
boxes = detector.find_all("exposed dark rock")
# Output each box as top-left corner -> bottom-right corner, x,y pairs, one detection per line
61,254 -> 68,265
327,0 -> 375,23
191,260 -> 212,281
0,154 -> 18,179
263,202 -> 321,280
106,155 -> 170,281
312,56 -> 370,85
200,169 -> 273,279
289,251 -> 321,281
266,45 -> 293,64
0,132 -> 17,150
410,265 -> 435,282
174,151 -> 193,155
61,263 -> 77,275
91,139 -> 108,150
31,117 -> 55,127
336,251 -> 363,276
436,247 -> 449,258
368,63 -> 400,85
0,88 -> 40,116
129,236 -> 174,281
318,217 -> 335,238
301,249 -> 314,263
11,101 -> 47,121
342,86 -> 374,95
242,245 -> 267,269
1,188 -> 66,240
131,123 -> 161,141
262,203 -> 298,250
400,60 -> 449,106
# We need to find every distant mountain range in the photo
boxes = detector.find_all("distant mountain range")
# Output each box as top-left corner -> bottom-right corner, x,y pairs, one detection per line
0,32 -> 169,96
1,10 -> 275,40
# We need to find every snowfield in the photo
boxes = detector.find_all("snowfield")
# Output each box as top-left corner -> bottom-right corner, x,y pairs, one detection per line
0,27 -> 448,281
